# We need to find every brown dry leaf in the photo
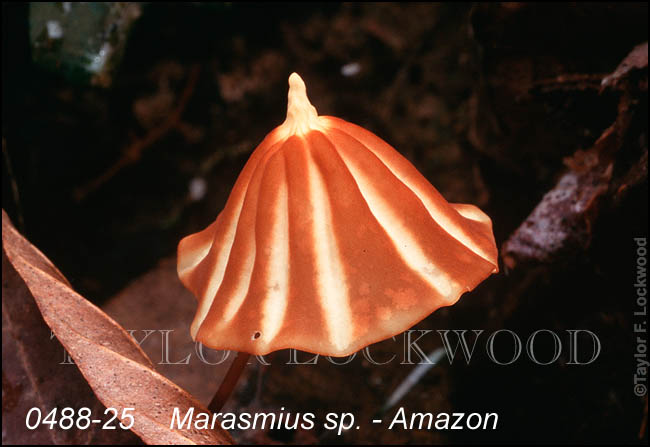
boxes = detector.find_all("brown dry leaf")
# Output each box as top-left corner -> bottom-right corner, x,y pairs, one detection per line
2,250 -> 140,445
2,210 -> 233,445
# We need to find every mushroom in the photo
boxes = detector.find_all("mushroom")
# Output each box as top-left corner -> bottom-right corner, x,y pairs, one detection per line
178,73 -> 498,411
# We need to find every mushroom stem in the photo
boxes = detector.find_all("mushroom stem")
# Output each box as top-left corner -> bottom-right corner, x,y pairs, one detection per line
208,351 -> 251,413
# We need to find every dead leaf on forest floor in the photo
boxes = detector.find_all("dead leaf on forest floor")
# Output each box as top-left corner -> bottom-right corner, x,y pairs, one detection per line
2,210 -> 233,445
2,250 -> 140,445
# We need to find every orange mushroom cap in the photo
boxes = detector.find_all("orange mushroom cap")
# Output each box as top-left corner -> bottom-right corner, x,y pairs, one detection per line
178,73 -> 498,357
